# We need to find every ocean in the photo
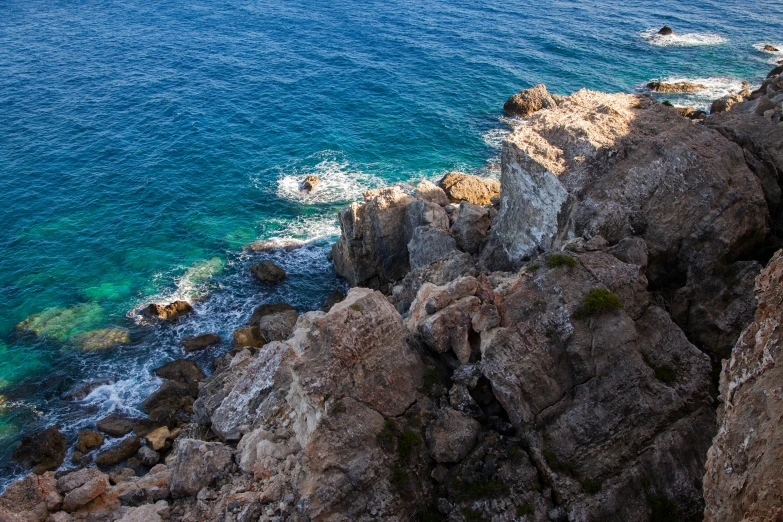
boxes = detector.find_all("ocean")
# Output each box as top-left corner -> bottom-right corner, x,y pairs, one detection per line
1,0 -> 781,485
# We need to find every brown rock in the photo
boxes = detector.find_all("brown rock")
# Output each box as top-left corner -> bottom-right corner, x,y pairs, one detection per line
647,81 -> 706,93
12,426 -> 67,474
503,84 -> 557,118
141,300 -> 193,322
140,380 -> 195,424
144,426 -> 170,451
74,430 -> 104,454
250,261 -> 286,283
169,439 -> 233,498
320,289 -> 345,312
425,407 -> 480,463
257,310 -> 299,342
0,472 -> 61,522
232,326 -> 267,348
415,179 -> 449,206
248,302 -> 296,325
437,172 -> 500,205
96,415 -> 135,437
95,437 -> 141,466
763,44 -> 779,52
658,25 -> 674,35
57,467 -> 108,512
301,175 -> 320,192
180,333 -> 220,353
152,359 -> 205,384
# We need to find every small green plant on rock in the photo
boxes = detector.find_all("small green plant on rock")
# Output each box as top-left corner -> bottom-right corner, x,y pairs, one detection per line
377,419 -> 397,448
390,465 -> 410,485
544,449 -> 575,475
516,504 -> 534,516
423,366 -> 448,393
573,288 -> 623,319
397,429 -> 422,462
642,353 -> 676,385
547,254 -> 577,269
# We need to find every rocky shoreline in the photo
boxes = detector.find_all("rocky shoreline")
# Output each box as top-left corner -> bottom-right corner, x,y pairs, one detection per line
3,63 -> 783,522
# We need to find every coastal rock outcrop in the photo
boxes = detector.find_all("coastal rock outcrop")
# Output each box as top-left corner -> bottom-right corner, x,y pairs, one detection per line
647,80 -> 706,93
438,171 -> 500,205
180,333 -> 220,353
703,248 -> 783,521
503,84 -> 557,118
12,426 -> 67,474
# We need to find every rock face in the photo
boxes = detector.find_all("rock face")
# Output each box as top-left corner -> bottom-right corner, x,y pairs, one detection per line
703,249 -> 783,521
12,426 -> 67,474
647,81 -> 706,93
250,261 -> 287,283
180,333 -> 220,353
438,172 -> 500,205
481,89 -> 769,288
503,84 -> 557,118
169,439 -> 233,498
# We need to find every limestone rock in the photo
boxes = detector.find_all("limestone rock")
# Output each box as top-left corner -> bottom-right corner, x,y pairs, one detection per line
503,84 -> 557,118
418,296 -> 480,363
415,179 -> 449,206
153,359 -> 205,385
408,226 -> 458,270
74,430 -> 103,454
256,310 -> 298,342
12,426 -> 67,474
96,415 -> 135,438
180,333 -> 220,353
711,91 -> 750,113
169,439 -> 233,498
301,175 -> 320,193
144,426 -> 170,451
95,437 -> 141,466
137,446 -> 159,467
231,326 -> 266,349
437,172 -> 500,205
57,467 -> 108,512
450,201 -> 492,255
142,301 -> 193,322
320,289 -> 345,312
247,302 -> 296,325
425,407 -> 480,463
0,472 -> 61,522
647,81 -> 706,93
703,248 -> 783,521
250,261 -> 286,283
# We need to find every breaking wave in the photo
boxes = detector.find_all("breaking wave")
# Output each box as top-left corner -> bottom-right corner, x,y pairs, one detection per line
640,28 -> 728,47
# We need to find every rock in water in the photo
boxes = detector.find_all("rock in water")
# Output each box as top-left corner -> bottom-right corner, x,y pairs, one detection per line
703,248 -> 783,521
300,175 -> 320,192
141,300 -> 193,322
503,84 -> 557,118
232,326 -> 267,348
95,436 -> 141,466
647,81 -> 706,93
12,426 -> 67,474
153,359 -> 205,384
247,302 -> 296,325
658,25 -> 674,35
437,172 -> 500,205
74,430 -> 104,453
250,261 -> 286,283
180,333 -> 220,352
72,328 -> 131,351
763,44 -> 779,52
96,414 -> 136,437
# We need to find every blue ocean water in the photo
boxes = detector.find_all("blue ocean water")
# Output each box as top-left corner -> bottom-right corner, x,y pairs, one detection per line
1,0 -> 781,484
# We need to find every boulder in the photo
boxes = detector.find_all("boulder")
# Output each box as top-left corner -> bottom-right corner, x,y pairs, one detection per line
12,426 -> 67,474
248,302 -> 296,325
74,430 -> 104,454
140,380 -> 196,425
415,179 -> 449,206
0,472 -> 61,522
144,426 -> 170,451
57,467 -> 108,512
96,415 -> 136,438
703,249 -> 783,521
115,501 -> 169,522
658,25 -> 674,35
95,437 -> 141,466
437,172 -> 500,205
232,326 -> 266,349
169,439 -> 233,498
408,226 -> 459,270
331,186 -> 415,288
647,81 -> 706,93
418,296 -> 481,363
61,380 -> 111,402
137,446 -> 159,467
257,310 -> 299,342
142,301 -> 193,322
503,84 -> 557,118
763,44 -> 779,52
152,359 -> 205,385
425,407 -> 480,463
320,289 -> 345,312
301,175 -> 320,192
710,90 -> 750,113
180,333 -> 220,353
250,261 -> 287,283
450,202 -> 492,255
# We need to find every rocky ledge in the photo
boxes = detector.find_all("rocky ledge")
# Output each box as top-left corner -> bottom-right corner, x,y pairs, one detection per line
4,65 -> 783,522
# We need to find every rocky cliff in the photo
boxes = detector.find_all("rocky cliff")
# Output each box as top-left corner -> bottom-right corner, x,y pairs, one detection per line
4,66 -> 783,522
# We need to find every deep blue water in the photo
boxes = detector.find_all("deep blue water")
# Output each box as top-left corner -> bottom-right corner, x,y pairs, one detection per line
1,0 -> 781,484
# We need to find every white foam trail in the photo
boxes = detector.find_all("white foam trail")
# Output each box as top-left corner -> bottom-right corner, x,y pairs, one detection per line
482,128 -> 511,150
274,153 -> 382,205
640,28 -> 727,47
642,76 -> 755,110
753,42 -> 783,64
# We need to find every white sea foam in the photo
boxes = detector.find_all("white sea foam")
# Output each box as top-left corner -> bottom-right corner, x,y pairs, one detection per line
642,76 -> 754,110
274,152 -> 382,205
753,42 -> 783,64
482,128 -> 511,150
640,28 -> 727,47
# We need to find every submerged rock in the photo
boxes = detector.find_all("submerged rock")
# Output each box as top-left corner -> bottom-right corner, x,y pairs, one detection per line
61,379 -> 112,402
250,261 -> 287,283
12,426 -> 67,474
180,333 -> 220,353
503,83 -> 557,118
72,328 -> 131,351
247,237 -> 305,253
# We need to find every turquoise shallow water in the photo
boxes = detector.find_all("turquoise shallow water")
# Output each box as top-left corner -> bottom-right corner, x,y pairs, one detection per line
1,0 -> 782,483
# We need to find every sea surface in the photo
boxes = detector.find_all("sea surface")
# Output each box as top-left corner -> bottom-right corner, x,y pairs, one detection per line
1,0 -> 782,486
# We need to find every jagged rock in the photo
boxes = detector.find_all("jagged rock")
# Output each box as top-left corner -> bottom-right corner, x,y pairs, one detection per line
450,201 -> 492,254
415,179 -> 449,206
60,380 -> 111,402
331,186 -> 415,288
408,226 -> 458,270
301,175 -> 320,192
74,430 -> 103,454
0,472 -> 61,522
437,172 -> 500,205
392,251 -> 477,314
658,25 -> 674,35
57,467 -> 109,512
478,247 -> 713,520
425,407 -> 480,463
144,426 -> 170,451
12,426 -> 67,474
647,81 -> 705,93
141,380 -> 196,427
137,446 -> 159,467
763,44 -> 779,52
96,415 -> 135,437
116,501 -> 169,522
711,90 -> 750,113
95,437 -> 141,466
404,198 -> 450,237
250,261 -> 286,283
481,89 -> 768,288
108,468 -> 136,485
703,248 -> 783,521
169,439 -> 233,498
471,303 -> 500,332
142,301 -> 193,322
418,296 -> 480,363
180,333 -> 220,353
320,289 -> 345,312
153,359 -> 205,385
503,84 -> 557,118
257,310 -> 299,341
231,326 -> 266,349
